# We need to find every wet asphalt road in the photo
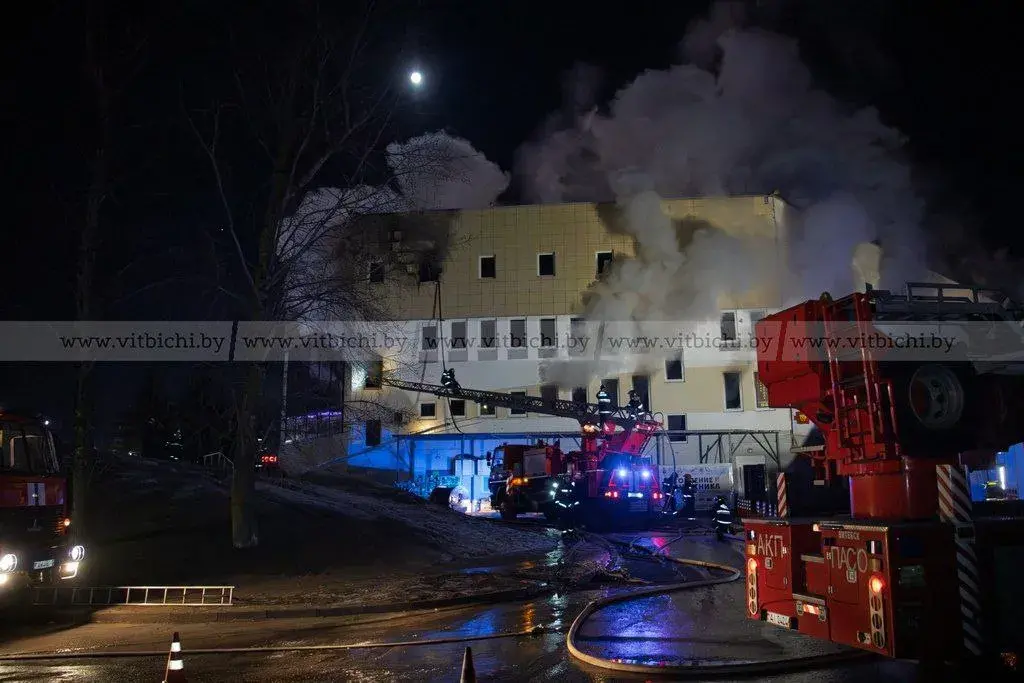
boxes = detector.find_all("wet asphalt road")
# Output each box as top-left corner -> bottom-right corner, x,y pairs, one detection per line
0,531 -> 924,682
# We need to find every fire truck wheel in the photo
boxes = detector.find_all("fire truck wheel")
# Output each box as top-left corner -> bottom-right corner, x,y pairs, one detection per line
499,499 -> 518,521
887,353 -> 976,449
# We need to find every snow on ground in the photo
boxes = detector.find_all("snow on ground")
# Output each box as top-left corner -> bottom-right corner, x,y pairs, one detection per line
85,455 -> 559,598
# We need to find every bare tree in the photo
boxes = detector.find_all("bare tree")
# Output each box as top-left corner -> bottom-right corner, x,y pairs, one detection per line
74,0 -> 148,535
185,1 -> 464,548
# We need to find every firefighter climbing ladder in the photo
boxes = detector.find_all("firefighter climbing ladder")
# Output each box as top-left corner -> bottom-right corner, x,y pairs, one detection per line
935,464 -> 984,657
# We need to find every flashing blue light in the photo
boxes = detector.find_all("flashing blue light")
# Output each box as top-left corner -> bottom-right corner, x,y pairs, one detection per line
617,468 -> 628,478
641,469 -> 651,479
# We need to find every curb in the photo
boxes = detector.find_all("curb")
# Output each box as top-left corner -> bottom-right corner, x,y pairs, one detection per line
82,586 -> 550,624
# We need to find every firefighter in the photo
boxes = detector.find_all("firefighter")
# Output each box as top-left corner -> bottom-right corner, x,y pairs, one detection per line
627,389 -> 644,416
713,495 -> 733,541
596,385 -> 612,421
440,368 -> 460,390
662,471 -> 679,514
680,473 -> 696,519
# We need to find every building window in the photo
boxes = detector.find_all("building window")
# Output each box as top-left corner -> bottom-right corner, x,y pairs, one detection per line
480,402 -> 495,416
596,251 -> 614,277
540,385 -> 559,404
420,402 -> 437,418
510,391 -> 526,416
365,420 -> 382,447
572,387 -> 587,404
720,312 -> 737,342
539,318 -> 557,358
418,261 -> 441,283
538,252 -> 556,277
368,261 -> 385,283
421,325 -> 438,363
392,412 -> 403,425
602,378 -> 619,406
449,399 -> 466,417
755,373 -> 770,409
667,414 -> 687,442
479,255 -> 496,279
450,321 -> 468,362
569,317 -> 586,357
631,375 -> 650,411
723,372 -> 742,411
364,358 -> 383,389
509,318 -> 527,360
664,352 -> 683,381
479,319 -> 498,361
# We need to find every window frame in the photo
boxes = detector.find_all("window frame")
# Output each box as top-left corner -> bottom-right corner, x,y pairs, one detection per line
479,255 -> 496,279
419,402 -> 437,419
723,371 -> 743,411
666,414 -> 688,442
537,252 -> 556,277
664,351 -> 684,381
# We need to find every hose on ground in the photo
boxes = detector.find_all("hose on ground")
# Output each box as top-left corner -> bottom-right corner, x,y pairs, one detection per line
0,625 -> 556,661
565,553 -> 875,677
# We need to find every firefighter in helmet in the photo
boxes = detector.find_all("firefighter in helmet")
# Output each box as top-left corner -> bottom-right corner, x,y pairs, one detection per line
713,495 -> 733,541
680,473 -> 696,519
596,385 -> 612,421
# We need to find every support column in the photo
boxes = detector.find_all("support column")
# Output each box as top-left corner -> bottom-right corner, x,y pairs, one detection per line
776,471 -> 789,518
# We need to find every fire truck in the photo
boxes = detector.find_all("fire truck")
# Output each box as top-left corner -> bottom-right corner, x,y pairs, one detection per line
383,370 -> 665,528
745,282 -> 1024,669
486,442 -> 562,520
0,410 -> 84,602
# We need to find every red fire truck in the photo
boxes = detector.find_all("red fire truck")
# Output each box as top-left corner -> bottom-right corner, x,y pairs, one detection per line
0,410 -> 84,601
383,370 -> 664,528
745,282 -> 1024,670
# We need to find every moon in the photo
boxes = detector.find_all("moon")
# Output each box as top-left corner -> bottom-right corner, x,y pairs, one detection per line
409,70 -> 423,86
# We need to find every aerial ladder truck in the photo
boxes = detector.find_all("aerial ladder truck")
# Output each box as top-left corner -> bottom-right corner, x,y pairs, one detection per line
745,281 -> 1024,670
382,370 -> 665,528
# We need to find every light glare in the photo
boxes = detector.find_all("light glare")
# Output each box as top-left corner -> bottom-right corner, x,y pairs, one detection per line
409,70 -> 423,86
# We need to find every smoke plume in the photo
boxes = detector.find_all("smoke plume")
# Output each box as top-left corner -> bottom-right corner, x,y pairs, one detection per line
521,2 -> 934,386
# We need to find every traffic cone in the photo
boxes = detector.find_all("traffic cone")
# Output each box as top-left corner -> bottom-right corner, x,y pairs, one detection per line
163,632 -> 186,682
460,646 -> 476,682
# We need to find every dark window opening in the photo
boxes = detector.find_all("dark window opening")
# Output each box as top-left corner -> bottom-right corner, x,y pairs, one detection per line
365,359 -> 383,388
538,253 -> 556,276
572,387 -> 587,404
602,379 -> 619,407
393,412 -> 403,424
596,251 -> 614,276
540,318 -> 556,348
449,399 -> 466,417
665,354 -> 683,381
480,403 -> 496,416
420,403 -> 437,418
631,375 -> 650,411
540,385 -> 559,403
368,261 -> 385,283
510,391 -> 527,415
451,321 -> 467,349
667,414 -> 687,442
365,420 -> 382,447
481,319 -> 497,348
724,372 -> 742,410
720,312 -> 737,341
422,325 -> 438,350
419,261 -> 442,283
479,255 -> 496,278
510,319 -> 526,348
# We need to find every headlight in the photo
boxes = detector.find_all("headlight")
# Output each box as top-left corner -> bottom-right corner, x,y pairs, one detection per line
70,545 -> 85,562
0,553 -> 17,572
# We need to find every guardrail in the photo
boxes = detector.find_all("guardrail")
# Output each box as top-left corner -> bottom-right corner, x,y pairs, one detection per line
33,585 -> 234,606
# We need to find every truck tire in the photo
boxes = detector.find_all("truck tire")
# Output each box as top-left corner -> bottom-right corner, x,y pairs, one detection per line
886,349 -> 976,451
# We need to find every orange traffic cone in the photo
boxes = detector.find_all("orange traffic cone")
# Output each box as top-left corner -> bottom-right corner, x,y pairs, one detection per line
163,632 -> 186,682
460,646 -> 475,682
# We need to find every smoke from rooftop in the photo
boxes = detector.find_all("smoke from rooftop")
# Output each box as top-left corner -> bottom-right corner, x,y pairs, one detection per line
519,1 -> 933,387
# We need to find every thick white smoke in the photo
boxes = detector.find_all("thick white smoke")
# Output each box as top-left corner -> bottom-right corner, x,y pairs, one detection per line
520,3 -> 933,385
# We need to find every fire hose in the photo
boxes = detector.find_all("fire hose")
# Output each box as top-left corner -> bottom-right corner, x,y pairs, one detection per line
565,540 -> 874,677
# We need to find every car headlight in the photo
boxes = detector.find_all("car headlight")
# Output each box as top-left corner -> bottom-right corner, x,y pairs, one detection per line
70,545 -> 85,562
0,553 -> 17,572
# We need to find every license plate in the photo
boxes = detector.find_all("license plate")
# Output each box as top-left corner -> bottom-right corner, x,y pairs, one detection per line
766,611 -> 792,628
33,559 -> 55,570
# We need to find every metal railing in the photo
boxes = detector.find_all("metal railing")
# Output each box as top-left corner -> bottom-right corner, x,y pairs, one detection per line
202,451 -> 233,472
33,585 -> 234,606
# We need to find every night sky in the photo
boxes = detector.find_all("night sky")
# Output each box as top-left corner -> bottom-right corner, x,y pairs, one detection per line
1,0 -> 1020,439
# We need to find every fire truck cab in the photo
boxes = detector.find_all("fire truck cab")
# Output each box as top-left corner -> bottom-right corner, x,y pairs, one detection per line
0,411 -> 84,601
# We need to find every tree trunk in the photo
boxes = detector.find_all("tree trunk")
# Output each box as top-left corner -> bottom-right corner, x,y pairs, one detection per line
230,362 -> 263,548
